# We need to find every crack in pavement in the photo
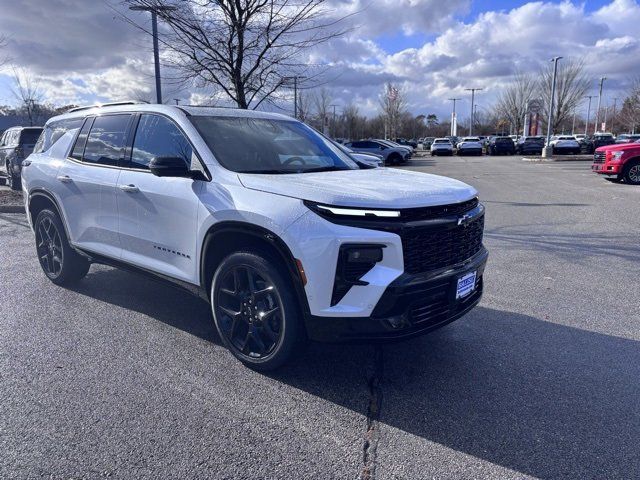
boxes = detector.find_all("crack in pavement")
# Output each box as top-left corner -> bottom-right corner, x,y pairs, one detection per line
361,345 -> 384,480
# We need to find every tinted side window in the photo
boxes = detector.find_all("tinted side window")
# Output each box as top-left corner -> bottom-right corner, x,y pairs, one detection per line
350,141 -> 365,148
70,118 -> 93,160
83,115 -> 131,166
129,114 -> 192,170
34,120 -> 83,154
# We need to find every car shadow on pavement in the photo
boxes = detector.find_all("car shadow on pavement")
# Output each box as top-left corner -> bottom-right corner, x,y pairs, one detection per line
70,267 -> 640,478
276,307 -> 640,479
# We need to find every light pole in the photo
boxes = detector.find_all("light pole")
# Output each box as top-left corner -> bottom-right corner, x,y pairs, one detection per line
542,56 -> 562,158
448,98 -> 461,136
594,76 -> 606,134
130,4 -> 176,104
584,95 -> 595,136
465,88 -> 483,136
611,97 -> 618,134
571,108 -> 577,135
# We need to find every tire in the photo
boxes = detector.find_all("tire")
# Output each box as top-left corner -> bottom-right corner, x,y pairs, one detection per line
388,153 -> 402,165
5,161 -> 20,191
623,161 -> 640,185
34,209 -> 90,285
211,250 -> 305,371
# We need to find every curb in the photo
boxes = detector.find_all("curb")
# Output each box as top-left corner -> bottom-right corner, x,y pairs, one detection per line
522,156 -> 592,162
0,205 -> 25,214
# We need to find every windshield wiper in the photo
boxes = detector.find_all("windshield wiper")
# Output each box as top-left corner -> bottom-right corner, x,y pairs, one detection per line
236,169 -> 290,174
299,166 -> 351,173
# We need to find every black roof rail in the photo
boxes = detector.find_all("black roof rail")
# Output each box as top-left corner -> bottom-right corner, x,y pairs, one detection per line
67,101 -> 148,113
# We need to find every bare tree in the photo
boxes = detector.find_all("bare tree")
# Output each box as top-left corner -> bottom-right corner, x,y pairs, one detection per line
124,0 -> 350,109
0,35 -> 9,68
379,83 -> 406,139
538,58 -> 590,133
11,68 -> 44,126
619,76 -> 640,134
311,87 -> 332,133
495,70 -> 537,135
296,90 -> 312,123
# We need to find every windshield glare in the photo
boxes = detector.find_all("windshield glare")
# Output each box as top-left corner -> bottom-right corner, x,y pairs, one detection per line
189,116 -> 358,174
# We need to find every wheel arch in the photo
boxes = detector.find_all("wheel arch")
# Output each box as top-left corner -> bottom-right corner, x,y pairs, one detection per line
27,189 -> 71,237
199,221 -> 310,315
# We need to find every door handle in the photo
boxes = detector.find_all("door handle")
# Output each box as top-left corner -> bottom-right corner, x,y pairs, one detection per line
56,175 -> 72,183
119,184 -> 139,193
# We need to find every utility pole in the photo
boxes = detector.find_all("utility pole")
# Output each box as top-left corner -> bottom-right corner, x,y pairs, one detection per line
329,104 -> 339,137
542,56 -> 562,158
465,88 -> 483,136
129,4 -> 177,104
584,95 -> 595,136
174,99 -> 180,105
611,97 -> 618,134
594,76 -> 606,134
571,109 -> 577,135
282,76 -> 306,118
448,98 -> 461,136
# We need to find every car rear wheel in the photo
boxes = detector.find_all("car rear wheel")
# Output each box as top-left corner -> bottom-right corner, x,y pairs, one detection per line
34,209 -> 90,285
211,251 -> 305,371
623,161 -> 640,185
5,161 -> 20,191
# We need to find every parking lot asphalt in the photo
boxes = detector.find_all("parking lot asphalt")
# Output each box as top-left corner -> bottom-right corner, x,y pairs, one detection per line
2,156 -> 639,479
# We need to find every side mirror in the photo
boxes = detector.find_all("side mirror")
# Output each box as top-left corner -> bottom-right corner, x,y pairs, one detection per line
149,156 -> 191,178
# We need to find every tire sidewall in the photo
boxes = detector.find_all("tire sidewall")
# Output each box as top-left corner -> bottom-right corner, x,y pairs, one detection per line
624,161 -> 640,185
210,251 -> 303,371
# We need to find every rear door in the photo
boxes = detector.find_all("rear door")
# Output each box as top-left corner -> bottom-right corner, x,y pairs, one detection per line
0,130 -> 16,168
56,114 -> 133,259
115,113 -> 203,283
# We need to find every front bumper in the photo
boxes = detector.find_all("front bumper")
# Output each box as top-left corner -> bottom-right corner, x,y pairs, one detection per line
458,148 -> 483,155
305,247 -> 488,342
592,163 -> 622,175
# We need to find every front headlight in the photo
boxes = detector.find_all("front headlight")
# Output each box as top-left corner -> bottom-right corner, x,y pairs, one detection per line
611,151 -> 624,163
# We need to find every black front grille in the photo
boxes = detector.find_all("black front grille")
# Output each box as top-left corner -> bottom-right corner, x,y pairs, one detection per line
402,216 -> 485,274
593,152 -> 605,164
400,198 -> 479,222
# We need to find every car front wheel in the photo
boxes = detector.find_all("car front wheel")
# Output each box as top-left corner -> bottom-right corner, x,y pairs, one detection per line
623,161 -> 640,185
211,251 -> 305,371
34,209 -> 90,285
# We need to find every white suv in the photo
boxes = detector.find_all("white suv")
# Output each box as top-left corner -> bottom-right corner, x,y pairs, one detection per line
22,103 -> 488,370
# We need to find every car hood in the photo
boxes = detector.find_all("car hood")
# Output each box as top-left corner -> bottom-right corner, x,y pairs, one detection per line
596,143 -> 639,153
238,168 -> 476,209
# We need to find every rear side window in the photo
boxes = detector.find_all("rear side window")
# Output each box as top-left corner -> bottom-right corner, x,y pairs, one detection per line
34,120 -> 82,154
128,114 -> 193,170
82,115 -> 131,166
70,118 -> 93,160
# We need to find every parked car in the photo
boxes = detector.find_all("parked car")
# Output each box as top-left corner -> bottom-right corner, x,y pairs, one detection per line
615,134 -> 640,144
581,133 -> 616,153
22,102 -> 487,370
334,142 -> 384,168
487,136 -> 516,155
549,136 -> 581,155
379,139 -> 413,156
516,136 -> 544,155
0,126 -> 44,190
592,140 -> 640,184
344,139 -> 409,165
394,138 -> 417,149
456,137 -> 483,156
421,137 -> 435,150
430,138 -> 454,156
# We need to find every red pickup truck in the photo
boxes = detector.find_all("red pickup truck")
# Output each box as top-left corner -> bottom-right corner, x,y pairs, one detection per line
591,141 -> 640,185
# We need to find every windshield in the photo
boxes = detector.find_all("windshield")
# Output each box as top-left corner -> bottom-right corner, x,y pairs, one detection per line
189,116 -> 358,174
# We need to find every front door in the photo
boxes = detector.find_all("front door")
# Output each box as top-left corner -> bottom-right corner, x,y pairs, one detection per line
116,113 -> 203,284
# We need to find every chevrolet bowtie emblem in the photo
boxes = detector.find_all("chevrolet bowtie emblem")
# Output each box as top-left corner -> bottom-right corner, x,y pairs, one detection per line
458,213 -> 473,226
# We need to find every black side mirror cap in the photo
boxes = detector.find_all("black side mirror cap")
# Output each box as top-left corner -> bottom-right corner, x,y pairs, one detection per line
149,156 -> 191,178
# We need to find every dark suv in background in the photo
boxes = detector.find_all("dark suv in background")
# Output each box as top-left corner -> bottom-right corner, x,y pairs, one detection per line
516,136 -> 544,155
0,126 -> 43,190
488,136 -> 515,155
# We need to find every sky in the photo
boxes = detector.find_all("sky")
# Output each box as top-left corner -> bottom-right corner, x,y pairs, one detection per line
0,0 -> 638,120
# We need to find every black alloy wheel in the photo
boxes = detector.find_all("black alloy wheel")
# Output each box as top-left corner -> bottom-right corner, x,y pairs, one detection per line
212,251 -> 304,370
36,214 -> 64,278
34,209 -> 90,285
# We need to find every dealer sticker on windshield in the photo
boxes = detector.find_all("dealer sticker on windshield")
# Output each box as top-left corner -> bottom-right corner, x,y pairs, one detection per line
456,271 -> 477,299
